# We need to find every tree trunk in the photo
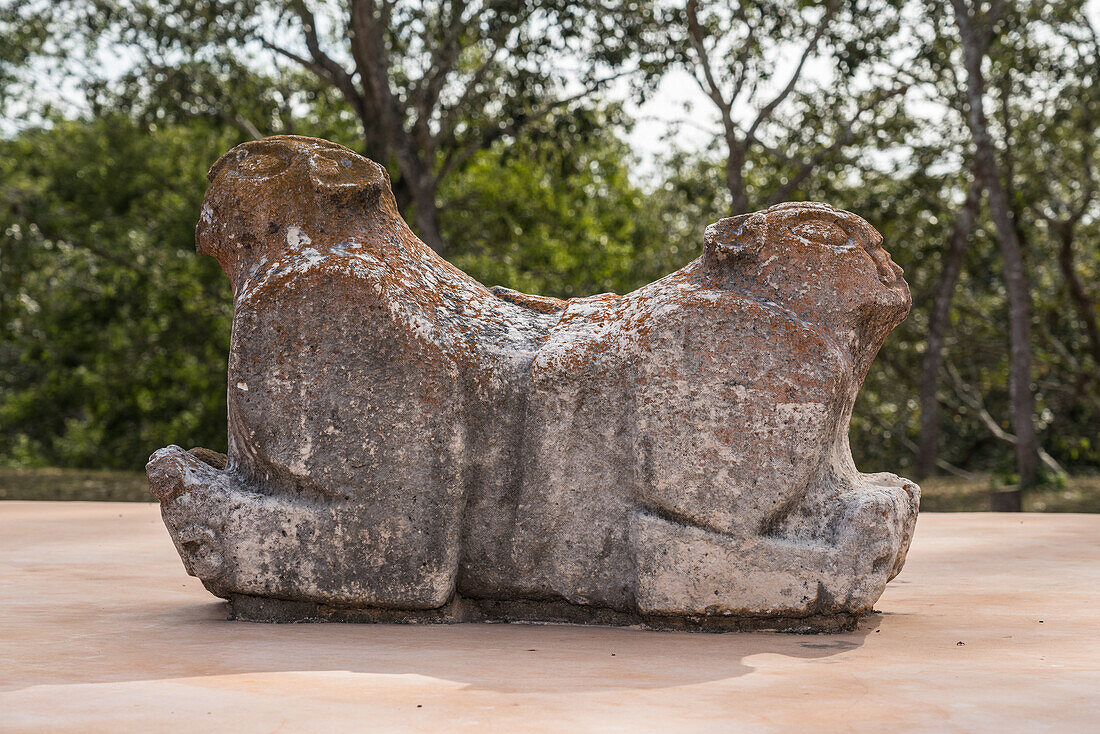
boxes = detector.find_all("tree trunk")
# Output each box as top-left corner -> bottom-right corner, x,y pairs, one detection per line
393,148 -> 445,253
951,0 -> 1039,487
726,145 -> 750,215
409,180 -> 445,255
346,0 -> 445,254
914,177 -> 982,479
1056,224 -> 1100,367
999,230 -> 1039,487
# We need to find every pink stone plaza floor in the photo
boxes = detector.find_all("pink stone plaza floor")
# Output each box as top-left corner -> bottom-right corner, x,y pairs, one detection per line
1,501 -> 1097,732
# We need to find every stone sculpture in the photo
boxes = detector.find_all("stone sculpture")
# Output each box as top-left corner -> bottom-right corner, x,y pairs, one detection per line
148,135 -> 919,631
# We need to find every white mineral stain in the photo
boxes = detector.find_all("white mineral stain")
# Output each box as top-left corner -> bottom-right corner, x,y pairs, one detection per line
286,226 -> 312,249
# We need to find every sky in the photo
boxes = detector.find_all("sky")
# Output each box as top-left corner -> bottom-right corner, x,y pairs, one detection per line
8,0 -> 1100,172
623,0 -> 1100,174
622,69 -> 720,173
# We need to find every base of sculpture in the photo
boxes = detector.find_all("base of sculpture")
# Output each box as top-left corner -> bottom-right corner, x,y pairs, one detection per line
227,593 -> 865,633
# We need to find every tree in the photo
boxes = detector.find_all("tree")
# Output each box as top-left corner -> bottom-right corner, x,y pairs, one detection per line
1019,8 -> 1100,371
675,0 -> 906,214
2,0 -> 663,253
0,116 -> 236,468
914,178 -> 982,478
904,0 -> 1094,482
4,0 -> 1100,482
947,0 -> 1039,487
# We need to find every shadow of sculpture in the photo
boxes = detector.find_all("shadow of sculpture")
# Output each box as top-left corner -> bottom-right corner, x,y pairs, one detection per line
2,597 -> 882,694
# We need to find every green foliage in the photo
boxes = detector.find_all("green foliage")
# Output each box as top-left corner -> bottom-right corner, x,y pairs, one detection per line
440,106 -> 681,298
1,116 -> 239,468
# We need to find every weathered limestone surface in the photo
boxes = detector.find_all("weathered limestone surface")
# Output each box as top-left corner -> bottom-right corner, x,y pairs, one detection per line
148,135 -> 919,631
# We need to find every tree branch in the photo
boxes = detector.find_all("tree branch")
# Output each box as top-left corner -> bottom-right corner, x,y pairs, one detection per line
220,108 -> 263,140
945,362 -> 1066,476
411,0 -> 479,147
767,84 -> 908,205
436,70 -> 633,181
685,0 -> 732,117
434,44 -> 505,146
864,409 -> 976,479
283,1 -> 364,110
745,1 -> 835,143
727,0 -> 757,105
349,0 -> 421,170
980,0 -> 1006,50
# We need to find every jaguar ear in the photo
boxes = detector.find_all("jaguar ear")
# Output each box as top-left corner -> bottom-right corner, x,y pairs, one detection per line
703,211 -> 766,267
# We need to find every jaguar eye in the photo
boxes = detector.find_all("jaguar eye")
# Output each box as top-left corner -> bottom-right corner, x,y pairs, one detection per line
308,150 -> 385,193
232,151 -> 287,178
789,220 -> 853,250
310,151 -> 364,177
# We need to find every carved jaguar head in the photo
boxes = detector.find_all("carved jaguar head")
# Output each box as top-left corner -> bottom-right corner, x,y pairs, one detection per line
196,136 -> 393,287
704,202 -> 911,373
